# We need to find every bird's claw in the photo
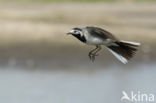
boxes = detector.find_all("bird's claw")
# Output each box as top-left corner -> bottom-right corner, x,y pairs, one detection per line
89,53 -> 99,62
88,45 -> 101,62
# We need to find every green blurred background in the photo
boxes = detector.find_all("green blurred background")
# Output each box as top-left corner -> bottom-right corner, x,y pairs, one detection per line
0,0 -> 156,103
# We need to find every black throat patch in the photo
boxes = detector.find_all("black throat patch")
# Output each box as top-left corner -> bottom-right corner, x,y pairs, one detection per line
73,34 -> 86,43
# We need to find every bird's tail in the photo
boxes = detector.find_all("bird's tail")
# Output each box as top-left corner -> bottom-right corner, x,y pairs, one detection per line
107,40 -> 140,64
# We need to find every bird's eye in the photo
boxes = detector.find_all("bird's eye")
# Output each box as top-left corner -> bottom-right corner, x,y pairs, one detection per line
74,30 -> 78,34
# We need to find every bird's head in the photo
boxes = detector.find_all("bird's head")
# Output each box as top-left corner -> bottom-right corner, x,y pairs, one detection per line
67,27 -> 86,43
67,27 -> 83,36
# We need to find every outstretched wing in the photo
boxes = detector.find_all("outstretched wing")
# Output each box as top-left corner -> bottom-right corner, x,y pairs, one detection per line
86,26 -> 119,41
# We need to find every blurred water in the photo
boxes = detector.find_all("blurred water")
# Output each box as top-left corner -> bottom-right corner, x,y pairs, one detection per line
0,64 -> 155,103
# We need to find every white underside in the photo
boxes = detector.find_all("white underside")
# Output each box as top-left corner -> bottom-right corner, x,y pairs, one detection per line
86,37 -> 113,45
86,37 -> 104,45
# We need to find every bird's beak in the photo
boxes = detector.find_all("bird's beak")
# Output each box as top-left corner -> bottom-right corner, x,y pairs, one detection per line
67,32 -> 72,35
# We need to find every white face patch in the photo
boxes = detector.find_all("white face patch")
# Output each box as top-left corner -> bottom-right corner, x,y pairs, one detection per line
69,30 -> 75,33
69,29 -> 83,37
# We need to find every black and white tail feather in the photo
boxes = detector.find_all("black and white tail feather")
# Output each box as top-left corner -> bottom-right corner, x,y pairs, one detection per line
107,41 -> 140,64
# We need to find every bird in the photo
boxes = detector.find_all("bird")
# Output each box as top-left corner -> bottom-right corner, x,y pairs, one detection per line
67,26 -> 140,64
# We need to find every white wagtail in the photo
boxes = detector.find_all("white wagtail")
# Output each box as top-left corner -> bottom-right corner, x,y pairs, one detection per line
67,26 -> 140,64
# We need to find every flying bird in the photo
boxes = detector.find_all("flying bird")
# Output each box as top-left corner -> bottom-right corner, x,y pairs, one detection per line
67,26 -> 140,64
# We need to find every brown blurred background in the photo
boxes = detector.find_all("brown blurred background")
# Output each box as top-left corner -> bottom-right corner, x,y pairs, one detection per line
0,0 -> 156,103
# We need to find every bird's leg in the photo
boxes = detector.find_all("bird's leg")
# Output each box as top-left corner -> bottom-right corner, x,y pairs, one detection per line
88,46 -> 98,61
93,45 -> 101,56
91,45 -> 101,61
88,45 -> 102,62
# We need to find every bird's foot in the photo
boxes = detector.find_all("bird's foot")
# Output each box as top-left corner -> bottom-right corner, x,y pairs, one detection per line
89,53 -> 99,62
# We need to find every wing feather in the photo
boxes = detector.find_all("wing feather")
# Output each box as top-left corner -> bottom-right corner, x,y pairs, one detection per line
86,26 -> 118,41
